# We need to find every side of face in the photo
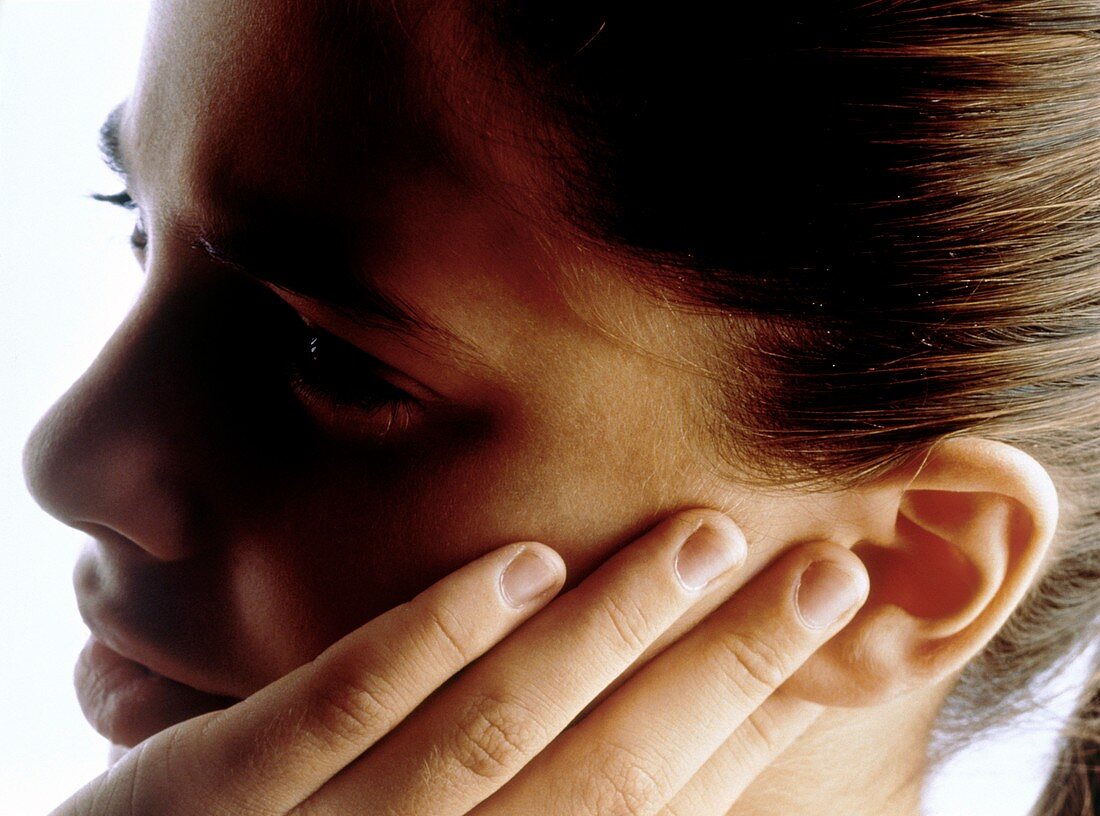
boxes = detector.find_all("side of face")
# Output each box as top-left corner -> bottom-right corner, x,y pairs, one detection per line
24,0 -> 808,742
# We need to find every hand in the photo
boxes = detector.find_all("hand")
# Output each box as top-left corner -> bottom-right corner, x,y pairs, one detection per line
51,510 -> 869,816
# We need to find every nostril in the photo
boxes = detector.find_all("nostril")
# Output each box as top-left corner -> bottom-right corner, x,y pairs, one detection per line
71,521 -> 152,562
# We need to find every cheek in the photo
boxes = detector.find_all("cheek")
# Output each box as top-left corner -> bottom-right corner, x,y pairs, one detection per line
221,393 -> 687,679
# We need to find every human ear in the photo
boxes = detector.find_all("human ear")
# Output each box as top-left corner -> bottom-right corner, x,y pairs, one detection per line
785,437 -> 1059,708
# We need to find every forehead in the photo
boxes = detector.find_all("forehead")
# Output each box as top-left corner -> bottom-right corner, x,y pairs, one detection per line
132,1 -> 493,221
129,3 -> 558,340
122,0 -> 717,382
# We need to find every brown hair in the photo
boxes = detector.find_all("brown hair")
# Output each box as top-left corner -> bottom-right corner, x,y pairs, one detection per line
484,2 -> 1100,811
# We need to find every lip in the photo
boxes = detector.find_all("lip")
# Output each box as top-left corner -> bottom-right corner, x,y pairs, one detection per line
75,636 -> 241,747
71,534 -> 247,745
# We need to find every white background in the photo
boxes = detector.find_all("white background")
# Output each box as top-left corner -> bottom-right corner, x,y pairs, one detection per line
0,2 -> 1091,814
0,1 -> 149,811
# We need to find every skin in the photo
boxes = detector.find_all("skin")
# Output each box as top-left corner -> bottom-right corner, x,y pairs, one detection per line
26,0 -> 772,717
23,1 -> 1062,814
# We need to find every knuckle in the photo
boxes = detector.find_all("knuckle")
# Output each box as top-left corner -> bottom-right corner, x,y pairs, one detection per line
739,706 -> 784,758
448,692 -> 546,783
594,593 -> 656,655
713,629 -> 790,702
306,664 -> 404,749
420,603 -> 476,665
582,742 -> 671,816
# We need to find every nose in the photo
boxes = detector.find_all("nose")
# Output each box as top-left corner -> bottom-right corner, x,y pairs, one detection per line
23,270 -> 299,561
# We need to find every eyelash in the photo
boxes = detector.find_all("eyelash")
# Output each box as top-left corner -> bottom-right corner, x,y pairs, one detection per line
91,190 -> 148,251
94,189 -> 417,435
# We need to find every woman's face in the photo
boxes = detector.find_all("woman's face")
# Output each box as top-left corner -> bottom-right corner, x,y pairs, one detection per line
24,0 -> 841,748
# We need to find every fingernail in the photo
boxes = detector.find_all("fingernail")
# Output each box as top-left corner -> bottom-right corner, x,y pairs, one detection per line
674,520 -> 745,591
796,561 -> 864,629
500,547 -> 558,608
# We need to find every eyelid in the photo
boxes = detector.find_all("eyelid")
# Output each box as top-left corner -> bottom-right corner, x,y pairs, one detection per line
278,298 -> 446,404
288,317 -> 433,438
316,325 -> 442,405
290,377 -> 418,437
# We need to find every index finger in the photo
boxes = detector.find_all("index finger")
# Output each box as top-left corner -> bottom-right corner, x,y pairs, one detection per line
63,541 -> 565,816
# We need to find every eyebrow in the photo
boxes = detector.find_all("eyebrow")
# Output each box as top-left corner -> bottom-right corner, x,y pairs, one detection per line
94,105 -> 462,349
98,103 -> 129,179
192,232 -> 454,345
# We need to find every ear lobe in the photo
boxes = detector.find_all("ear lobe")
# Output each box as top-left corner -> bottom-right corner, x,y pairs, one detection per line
787,437 -> 1059,708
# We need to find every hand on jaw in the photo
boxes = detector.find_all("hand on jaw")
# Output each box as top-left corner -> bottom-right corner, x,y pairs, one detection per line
52,438 -> 1057,816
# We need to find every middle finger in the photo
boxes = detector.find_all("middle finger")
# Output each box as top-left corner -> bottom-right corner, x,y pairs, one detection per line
476,541 -> 868,816
295,509 -> 748,816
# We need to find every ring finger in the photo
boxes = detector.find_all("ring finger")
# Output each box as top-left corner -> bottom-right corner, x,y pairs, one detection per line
473,542 -> 868,816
